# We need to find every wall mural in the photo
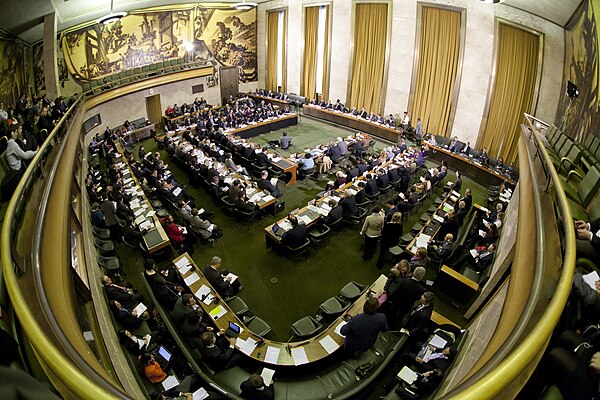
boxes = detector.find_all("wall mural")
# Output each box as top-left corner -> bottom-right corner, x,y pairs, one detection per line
59,4 -> 256,84
0,38 -> 28,107
33,42 -> 46,95
555,0 -> 600,140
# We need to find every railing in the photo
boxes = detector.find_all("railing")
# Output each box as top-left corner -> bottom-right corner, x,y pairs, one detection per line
450,114 -> 576,399
1,98 -> 124,399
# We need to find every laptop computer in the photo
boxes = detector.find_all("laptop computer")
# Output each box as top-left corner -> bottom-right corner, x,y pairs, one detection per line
155,345 -> 172,368
272,223 -> 285,237
225,321 -> 242,338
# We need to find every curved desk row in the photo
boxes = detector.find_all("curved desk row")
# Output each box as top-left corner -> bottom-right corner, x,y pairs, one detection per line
303,104 -> 402,142
172,253 -> 387,366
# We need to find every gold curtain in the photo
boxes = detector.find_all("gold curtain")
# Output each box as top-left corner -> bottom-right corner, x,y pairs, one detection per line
322,5 -> 331,101
302,6 -> 319,99
267,11 -> 279,91
411,6 -> 461,137
349,3 -> 388,113
477,23 -> 539,163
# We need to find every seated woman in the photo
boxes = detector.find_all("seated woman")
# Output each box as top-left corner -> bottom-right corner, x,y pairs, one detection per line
139,352 -> 167,384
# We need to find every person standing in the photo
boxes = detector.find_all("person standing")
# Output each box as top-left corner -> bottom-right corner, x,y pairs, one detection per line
376,212 -> 404,269
340,298 -> 388,357
361,206 -> 384,261
415,118 -> 423,144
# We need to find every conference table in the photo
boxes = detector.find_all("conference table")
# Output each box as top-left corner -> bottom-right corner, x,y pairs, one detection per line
172,252 -> 387,366
248,93 -> 292,108
303,104 -> 402,142
113,144 -> 171,253
426,144 -> 516,187
232,113 -> 298,139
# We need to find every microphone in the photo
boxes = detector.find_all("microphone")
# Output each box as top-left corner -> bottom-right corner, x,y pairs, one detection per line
285,334 -> 295,355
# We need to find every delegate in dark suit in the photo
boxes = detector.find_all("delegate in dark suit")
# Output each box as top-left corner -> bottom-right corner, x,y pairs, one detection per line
340,195 -> 359,217
325,204 -> 344,225
404,301 -> 434,342
240,375 -> 274,400
340,298 -> 388,355
199,339 -> 240,371
256,151 -> 270,167
258,178 -> 279,197
204,264 -> 233,297
282,222 -> 308,248
386,277 -> 425,325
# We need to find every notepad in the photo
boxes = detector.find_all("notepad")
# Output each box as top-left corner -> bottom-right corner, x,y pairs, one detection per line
174,257 -> 190,269
173,187 -> 182,197
429,334 -> 448,349
194,284 -> 211,299
291,347 -> 308,366
397,366 -> 418,384
261,367 -> 275,386
334,321 -> 347,337
161,375 -> 179,390
192,388 -> 209,400
184,273 -> 200,286
583,271 -> 600,290
236,337 -> 258,356
209,305 -> 227,320
264,346 -> 280,364
130,300 -> 147,317
319,335 -> 340,354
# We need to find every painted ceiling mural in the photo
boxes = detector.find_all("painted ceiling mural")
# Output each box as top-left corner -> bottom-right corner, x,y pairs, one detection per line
0,38 -> 28,108
59,4 -> 256,84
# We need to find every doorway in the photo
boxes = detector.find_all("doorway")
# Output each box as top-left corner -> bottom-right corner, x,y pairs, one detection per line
145,94 -> 162,127
220,66 -> 239,104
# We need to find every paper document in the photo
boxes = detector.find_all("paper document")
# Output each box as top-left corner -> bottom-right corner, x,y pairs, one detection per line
236,337 -> 258,356
146,210 -> 156,217
264,346 -> 281,364
134,215 -> 146,225
319,335 -> 340,354
225,273 -> 238,283
134,208 -> 145,217
192,388 -> 209,400
162,375 -> 179,390
317,208 -> 329,217
261,367 -> 276,386
452,190 -> 460,197
583,271 -> 600,290
442,203 -> 454,213
291,347 -> 309,366
270,178 -> 278,186
334,321 -> 347,337
397,366 -> 418,384
479,206 -> 490,213
179,264 -> 192,275
202,294 -> 215,305
184,273 -> 200,286
263,195 -> 275,203
133,303 -> 147,318
429,334 -> 448,349
433,215 -> 444,223
173,187 -> 182,197
174,257 -> 189,269
139,220 -> 153,231
194,284 -> 211,299
470,249 -> 479,258
209,305 -> 227,320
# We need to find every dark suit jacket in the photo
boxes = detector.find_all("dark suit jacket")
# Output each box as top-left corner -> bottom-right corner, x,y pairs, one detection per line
355,189 -> 367,205
282,224 -> 308,247
199,343 -> 237,371
377,174 -> 390,188
240,380 -> 274,400
456,207 -> 468,225
204,265 -> 232,297
256,152 -> 270,167
475,251 -> 495,271
104,285 -> 137,310
405,304 -> 433,340
590,219 -> 600,255
170,297 -> 194,327
235,198 -> 257,213
340,312 -> 388,353
388,278 -> 425,318
365,179 -> 378,196
328,145 -> 342,161
114,308 -> 142,330
340,196 -> 359,217
380,222 -> 403,248
258,179 -> 278,197
325,205 -> 344,225
153,285 -> 179,311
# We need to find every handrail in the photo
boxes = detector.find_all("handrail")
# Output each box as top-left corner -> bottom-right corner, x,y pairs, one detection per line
451,115 -> 576,399
1,98 -> 122,399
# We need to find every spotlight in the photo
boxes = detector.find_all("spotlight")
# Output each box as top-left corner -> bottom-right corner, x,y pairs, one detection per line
96,0 -> 127,25
231,1 -> 258,11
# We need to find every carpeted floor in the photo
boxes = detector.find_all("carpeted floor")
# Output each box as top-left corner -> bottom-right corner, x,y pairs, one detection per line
117,116 -> 486,343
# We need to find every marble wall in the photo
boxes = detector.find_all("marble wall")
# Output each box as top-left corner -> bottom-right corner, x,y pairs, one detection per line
258,0 -> 565,146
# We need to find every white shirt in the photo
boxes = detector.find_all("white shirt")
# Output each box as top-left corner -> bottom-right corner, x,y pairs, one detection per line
6,139 -> 37,170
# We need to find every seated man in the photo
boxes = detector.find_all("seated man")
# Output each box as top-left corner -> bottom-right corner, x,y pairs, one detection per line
340,189 -> 359,217
340,297 -> 388,357
428,234 -> 454,263
240,374 -> 274,400
279,132 -> 292,149
258,170 -> 280,197
203,256 -> 242,297
405,346 -> 457,372
101,275 -> 143,311
297,153 -> 315,177
235,191 -> 259,214
324,199 -> 343,225
575,219 -> 600,260
457,244 -> 496,273
199,331 -> 241,371
189,208 -> 222,241
282,215 -> 308,248
170,294 -> 198,327
401,291 -> 435,343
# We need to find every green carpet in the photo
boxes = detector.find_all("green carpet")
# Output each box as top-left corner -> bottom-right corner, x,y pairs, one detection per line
117,117 -> 486,341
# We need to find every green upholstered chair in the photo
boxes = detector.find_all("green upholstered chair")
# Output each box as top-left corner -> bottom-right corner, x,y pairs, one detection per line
319,297 -> 350,317
291,316 -> 323,338
339,281 -> 367,301
245,316 -> 272,337
225,296 -> 249,316
94,238 -> 115,254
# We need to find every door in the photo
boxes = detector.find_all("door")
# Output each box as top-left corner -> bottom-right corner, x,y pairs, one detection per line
219,66 -> 239,104
145,94 -> 162,127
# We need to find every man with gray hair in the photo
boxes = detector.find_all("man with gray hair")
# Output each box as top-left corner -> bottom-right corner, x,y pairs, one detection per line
384,266 -> 427,328
203,256 -> 242,297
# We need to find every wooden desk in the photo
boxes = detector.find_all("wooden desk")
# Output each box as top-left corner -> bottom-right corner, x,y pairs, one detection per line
303,104 -> 401,142
114,144 -> 170,253
271,157 -> 298,186
248,93 -> 292,108
427,145 -> 516,186
434,265 -> 479,304
123,123 -> 154,142
173,253 -> 387,366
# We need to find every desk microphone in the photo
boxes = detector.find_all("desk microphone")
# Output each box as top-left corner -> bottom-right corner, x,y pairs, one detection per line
284,334 -> 294,355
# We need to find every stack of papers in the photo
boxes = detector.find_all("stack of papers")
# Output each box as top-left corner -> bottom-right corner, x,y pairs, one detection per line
264,346 -> 281,364
397,366 -> 418,384
583,271 -> 600,289
174,257 -> 190,270
319,335 -> 340,354
235,337 -> 258,356
433,215 -> 444,223
429,334 -> 448,349
161,375 -> 179,390
291,347 -> 308,366
334,321 -> 347,337
261,368 -> 275,386
209,305 -> 227,320
184,273 -> 200,286
192,388 -> 209,400
133,303 -> 147,318
194,284 -> 211,299
415,234 -> 431,249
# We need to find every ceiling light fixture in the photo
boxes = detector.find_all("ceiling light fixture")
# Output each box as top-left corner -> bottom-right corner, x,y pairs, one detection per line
478,0 -> 505,3
96,0 -> 127,25
231,1 -> 258,11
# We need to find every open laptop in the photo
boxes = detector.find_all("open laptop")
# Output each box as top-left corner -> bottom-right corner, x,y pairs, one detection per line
272,223 -> 285,237
155,345 -> 172,369
225,321 -> 242,338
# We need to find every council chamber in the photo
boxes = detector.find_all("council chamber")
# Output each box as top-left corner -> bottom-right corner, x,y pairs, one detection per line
0,1 -> 597,399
